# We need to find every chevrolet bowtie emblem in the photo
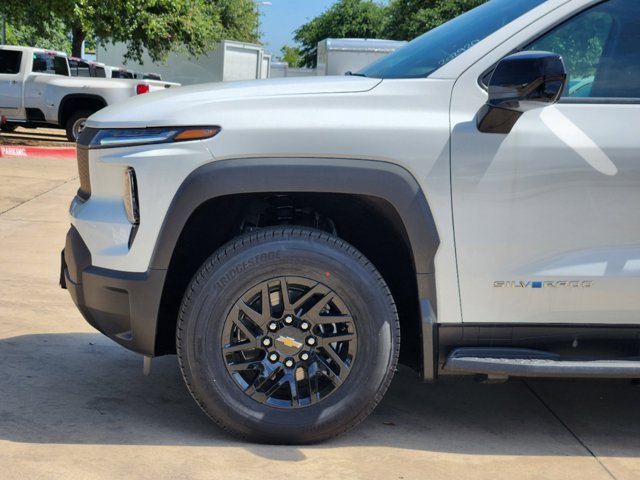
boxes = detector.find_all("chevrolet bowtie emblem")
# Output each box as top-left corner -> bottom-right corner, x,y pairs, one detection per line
276,335 -> 303,349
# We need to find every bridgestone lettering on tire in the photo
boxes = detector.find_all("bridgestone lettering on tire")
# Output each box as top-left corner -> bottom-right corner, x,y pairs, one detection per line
176,227 -> 400,444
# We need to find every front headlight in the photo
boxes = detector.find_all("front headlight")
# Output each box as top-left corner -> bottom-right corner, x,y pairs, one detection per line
89,126 -> 221,148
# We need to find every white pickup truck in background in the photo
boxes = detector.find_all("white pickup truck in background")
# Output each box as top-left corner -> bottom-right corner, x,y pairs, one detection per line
0,46 -> 180,140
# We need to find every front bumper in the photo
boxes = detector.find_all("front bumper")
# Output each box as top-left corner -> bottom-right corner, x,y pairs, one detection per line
61,225 -> 167,355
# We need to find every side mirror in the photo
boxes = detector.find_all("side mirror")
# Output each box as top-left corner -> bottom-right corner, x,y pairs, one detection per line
478,51 -> 566,134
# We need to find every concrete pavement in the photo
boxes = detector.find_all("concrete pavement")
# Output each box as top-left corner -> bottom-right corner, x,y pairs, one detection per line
0,155 -> 638,480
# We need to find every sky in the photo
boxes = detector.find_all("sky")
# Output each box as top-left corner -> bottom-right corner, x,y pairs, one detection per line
259,0 -> 341,58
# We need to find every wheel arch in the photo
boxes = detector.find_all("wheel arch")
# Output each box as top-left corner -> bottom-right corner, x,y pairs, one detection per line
58,94 -> 107,127
151,157 -> 440,379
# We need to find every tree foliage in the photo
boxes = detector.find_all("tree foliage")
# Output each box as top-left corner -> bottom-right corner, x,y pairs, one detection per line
3,16 -> 72,53
279,46 -> 302,68
0,0 -> 258,63
293,0 -> 388,68
292,0 -> 487,68
386,0 -> 487,41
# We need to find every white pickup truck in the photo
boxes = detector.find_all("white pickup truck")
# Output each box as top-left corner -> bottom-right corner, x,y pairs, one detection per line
62,0 -> 640,444
0,46 -> 179,140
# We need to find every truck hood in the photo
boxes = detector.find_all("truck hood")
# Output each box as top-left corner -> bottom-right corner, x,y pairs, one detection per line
87,76 -> 382,128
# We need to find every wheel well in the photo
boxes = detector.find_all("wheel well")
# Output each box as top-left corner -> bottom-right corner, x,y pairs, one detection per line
155,193 -> 423,371
59,95 -> 106,126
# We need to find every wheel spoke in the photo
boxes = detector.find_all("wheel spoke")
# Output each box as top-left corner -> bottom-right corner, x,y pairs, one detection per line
320,345 -> 350,377
316,355 -> 346,387
260,283 -> 271,322
317,331 -> 355,347
291,283 -> 326,313
223,341 -> 257,354
230,312 -> 258,344
227,358 -> 263,372
236,300 -> 268,328
289,377 -> 301,407
278,277 -> 292,310
306,363 -> 320,404
302,291 -> 335,321
261,375 -> 290,402
245,367 -> 284,399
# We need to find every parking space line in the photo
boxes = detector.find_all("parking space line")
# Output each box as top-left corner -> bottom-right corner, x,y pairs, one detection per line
0,178 -> 77,217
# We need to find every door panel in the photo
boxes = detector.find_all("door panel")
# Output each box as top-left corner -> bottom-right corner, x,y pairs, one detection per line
0,50 -> 24,117
450,0 -> 640,325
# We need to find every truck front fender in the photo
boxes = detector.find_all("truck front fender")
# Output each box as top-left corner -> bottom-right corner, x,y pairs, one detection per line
150,157 -> 439,275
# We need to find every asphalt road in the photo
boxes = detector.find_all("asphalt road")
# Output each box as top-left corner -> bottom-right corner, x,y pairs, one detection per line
0,154 -> 639,480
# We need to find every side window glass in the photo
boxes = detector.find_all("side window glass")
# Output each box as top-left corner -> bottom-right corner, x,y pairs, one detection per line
32,53 -> 69,76
32,54 -> 50,74
525,0 -> 640,100
53,56 -> 69,76
0,51 -> 22,74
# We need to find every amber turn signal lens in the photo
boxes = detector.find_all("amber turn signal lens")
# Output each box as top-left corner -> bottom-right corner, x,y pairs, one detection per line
174,127 -> 221,141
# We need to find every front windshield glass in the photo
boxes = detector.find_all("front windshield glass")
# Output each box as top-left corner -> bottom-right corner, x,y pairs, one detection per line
359,0 -> 547,79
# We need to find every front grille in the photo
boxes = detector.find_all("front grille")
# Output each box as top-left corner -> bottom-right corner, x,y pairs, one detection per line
76,147 -> 91,201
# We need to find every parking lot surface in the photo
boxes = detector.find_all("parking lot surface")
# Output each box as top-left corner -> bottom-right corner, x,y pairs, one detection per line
0,153 -> 639,480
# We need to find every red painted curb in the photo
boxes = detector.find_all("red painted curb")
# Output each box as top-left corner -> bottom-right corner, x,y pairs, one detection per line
0,145 -> 76,159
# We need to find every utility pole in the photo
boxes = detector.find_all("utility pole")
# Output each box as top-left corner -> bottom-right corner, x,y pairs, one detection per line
1,15 -> 6,45
255,1 -> 272,44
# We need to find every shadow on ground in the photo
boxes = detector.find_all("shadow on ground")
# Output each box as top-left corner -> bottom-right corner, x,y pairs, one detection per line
1,332 -> 639,456
0,128 -> 73,147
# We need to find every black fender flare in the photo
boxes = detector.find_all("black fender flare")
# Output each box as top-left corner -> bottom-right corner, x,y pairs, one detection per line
58,94 -> 107,126
149,157 -> 439,274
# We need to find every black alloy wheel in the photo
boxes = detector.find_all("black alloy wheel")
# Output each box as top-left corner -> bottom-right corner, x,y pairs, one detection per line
222,276 -> 357,408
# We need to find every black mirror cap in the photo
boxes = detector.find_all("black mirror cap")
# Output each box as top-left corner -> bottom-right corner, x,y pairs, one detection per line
488,51 -> 567,111
479,51 -> 567,134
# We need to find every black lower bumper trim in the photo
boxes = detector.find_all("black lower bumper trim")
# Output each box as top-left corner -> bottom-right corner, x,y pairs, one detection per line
62,225 -> 167,355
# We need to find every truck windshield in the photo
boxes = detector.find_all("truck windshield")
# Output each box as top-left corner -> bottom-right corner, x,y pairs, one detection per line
359,0 -> 547,79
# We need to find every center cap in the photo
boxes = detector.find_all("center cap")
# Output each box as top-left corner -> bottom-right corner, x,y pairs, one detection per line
274,326 -> 305,355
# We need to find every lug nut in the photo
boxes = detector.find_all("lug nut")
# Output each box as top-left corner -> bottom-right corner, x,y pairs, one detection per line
268,353 -> 279,363
284,358 -> 295,368
300,321 -> 310,331
306,336 -> 316,346
268,321 -> 278,331
284,315 -> 293,325
300,352 -> 310,361
262,337 -> 272,347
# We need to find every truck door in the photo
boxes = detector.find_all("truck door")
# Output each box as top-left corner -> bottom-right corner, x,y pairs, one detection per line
0,49 -> 24,118
450,0 -> 640,325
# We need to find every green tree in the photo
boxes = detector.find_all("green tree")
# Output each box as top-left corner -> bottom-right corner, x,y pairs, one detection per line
294,0 -> 388,68
4,16 -> 72,53
279,46 -> 302,68
1,0 -> 258,62
385,0 -> 486,41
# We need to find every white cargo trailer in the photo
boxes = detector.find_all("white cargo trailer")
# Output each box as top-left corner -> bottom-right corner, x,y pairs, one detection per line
316,38 -> 407,76
96,40 -> 267,85
260,53 -> 271,80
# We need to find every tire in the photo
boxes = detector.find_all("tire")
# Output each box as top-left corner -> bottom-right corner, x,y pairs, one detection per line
65,110 -> 92,142
0,124 -> 17,132
177,227 -> 400,444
